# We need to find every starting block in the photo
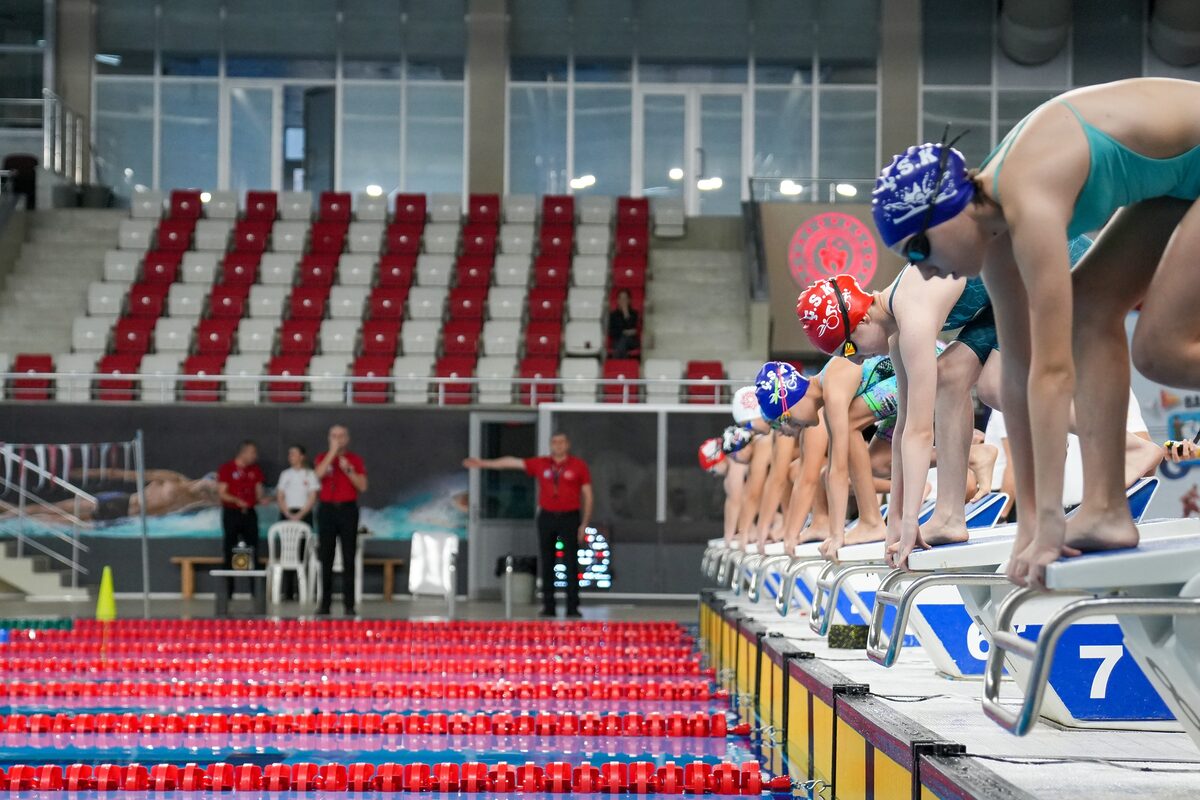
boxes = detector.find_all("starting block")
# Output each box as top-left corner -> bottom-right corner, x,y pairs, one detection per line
983,531 -> 1200,750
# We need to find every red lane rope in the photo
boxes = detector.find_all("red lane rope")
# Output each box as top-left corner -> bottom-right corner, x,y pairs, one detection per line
1,710 -> 731,737
0,759 -> 786,793
0,643 -> 699,659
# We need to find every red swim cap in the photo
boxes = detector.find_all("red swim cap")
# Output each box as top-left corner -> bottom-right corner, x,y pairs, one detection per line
796,275 -> 873,355
698,438 -> 725,472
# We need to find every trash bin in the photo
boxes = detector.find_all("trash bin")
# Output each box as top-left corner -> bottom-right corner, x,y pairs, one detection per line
495,554 -> 537,605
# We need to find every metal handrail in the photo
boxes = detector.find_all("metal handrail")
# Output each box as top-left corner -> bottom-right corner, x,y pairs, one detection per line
0,445 -> 98,505
748,177 -> 875,204
0,494 -> 91,576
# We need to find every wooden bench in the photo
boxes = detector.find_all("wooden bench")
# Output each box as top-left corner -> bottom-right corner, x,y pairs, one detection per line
171,556 -> 407,601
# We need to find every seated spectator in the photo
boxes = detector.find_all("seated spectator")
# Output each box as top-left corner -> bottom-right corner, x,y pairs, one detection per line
608,288 -> 640,358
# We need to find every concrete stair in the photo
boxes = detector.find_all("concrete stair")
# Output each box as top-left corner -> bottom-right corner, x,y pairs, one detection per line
0,209 -> 122,356
0,542 -> 87,600
646,247 -> 759,361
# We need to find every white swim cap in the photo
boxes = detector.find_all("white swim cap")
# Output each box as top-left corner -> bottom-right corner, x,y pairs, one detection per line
731,386 -> 760,424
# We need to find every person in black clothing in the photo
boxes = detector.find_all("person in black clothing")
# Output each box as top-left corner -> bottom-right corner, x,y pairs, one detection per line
608,289 -> 640,358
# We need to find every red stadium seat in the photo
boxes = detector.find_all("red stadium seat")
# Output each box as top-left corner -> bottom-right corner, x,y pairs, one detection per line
447,287 -> 488,321
517,357 -> 558,405
385,222 -> 423,255
686,360 -> 725,404
141,250 -> 182,285
8,354 -> 54,401
127,282 -> 168,319
454,255 -> 493,289
170,190 -> 204,220
602,359 -> 642,403
265,355 -> 310,403
434,356 -> 475,404
533,255 -> 570,290
528,287 -> 566,322
467,194 -> 500,226
298,255 -> 338,288
615,227 -> 648,257
542,195 -> 574,226
156,219 -> 194,251
278,319 -> 319,356
220,253 -> 261,287
368,287 -> 408,321
539,224 -> 573,256
112,316 -> 154,356
378,254 -> 417,288
194,319 -> 237,356
351,356 -> 392,404
207,286 -> 248,320
180,354 -> 226,402
611,255 -> 647,290
95,354 -> 142,401
319,192 -> 353,223
461,224 -> 497,257
288,288 -> 329,320
244,191 -> 278,222
524,321 -> 562,358
232,220 -> 272,253
359,320 -> 400,358
442,320 -> 482,357
310,222 -> 347,255
394,193 -> 427,225
616,197 -> 649,228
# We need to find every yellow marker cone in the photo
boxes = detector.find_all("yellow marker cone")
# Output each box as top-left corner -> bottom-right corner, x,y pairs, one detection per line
95,566 -> 116,622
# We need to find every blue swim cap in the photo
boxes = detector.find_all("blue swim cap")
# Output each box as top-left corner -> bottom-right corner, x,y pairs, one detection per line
754,362 -> 809,422
872,143 -> 975,247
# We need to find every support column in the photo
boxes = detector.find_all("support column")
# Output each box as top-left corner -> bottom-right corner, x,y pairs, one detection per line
54,0 -> 94,181
877,0 -> 921,166
466,0 -> 508,195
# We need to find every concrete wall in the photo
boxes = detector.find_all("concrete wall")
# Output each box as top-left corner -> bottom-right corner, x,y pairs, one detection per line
466,0 -> 507,194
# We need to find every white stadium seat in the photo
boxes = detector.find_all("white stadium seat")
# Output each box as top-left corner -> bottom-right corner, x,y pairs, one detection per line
138,354 -> 182,403
223,355 -> 265,403
577,195 -> 614,225
278,191 -> 313,221
393,355 -> 435,404
482,320 -> 521,356
87,282 -> 127,316
651,196 -> 686,238
427,193 -> 461,223
129,191 -> 164,220
499,224 -> 535,255
308,354 -> 352,404
494,254 -> 532,287
347,221 -> 385,254
644,358 -> 684,403
560,357 -> 600,403
724,359 -> 763,385
319,320 -> 359,354
416,254 -> 454,287
54,353 -> 98,402
166,284 -> 206,318
181,252 -> 219,284
487,287 -> 525,320
72,316 -> 114,355
476,356 -> 516,404
422,223 -> 460,255
154,317 -> 194,353
575,224 -> 611,255
567,287 -> 606,321
204,191 -> 239,220
328,286 -> 368,319
118,219 -> 155,251
571,255 -> 608,288
248,285 -> 288,318
503,194 -> 536,224
270,221 -> 308,252
355,192 -> 388,222
563,320 -> 604,356
401,320 -> 441,356
259,253 -> 298,286
337,254 -> 375,286
236,318 -> 277,354
103,250 -> 140,284
193,219 -> 233,251
407,287 -> 447,320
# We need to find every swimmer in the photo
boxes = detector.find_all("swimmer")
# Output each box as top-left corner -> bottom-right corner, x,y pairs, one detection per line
872,78 -> 1200,587
698,437 -> 750,544
5,468 -> 221,524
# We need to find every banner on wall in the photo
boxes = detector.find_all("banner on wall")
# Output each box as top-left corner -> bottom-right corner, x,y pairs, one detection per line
0,405 -> 469,540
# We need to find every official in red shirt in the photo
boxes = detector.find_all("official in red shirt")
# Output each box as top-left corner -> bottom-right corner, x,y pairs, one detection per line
216,440 -> 265,597
314,424 -> 368,616
464,432 -> 593,617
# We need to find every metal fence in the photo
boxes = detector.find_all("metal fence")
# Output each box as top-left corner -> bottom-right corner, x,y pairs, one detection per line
0,90 -> 88,184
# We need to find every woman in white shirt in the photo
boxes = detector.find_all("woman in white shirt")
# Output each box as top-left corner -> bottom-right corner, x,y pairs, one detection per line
276,445 -> 319,526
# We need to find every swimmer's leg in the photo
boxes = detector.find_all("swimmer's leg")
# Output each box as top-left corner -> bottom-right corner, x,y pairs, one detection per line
922,343 -> 984,546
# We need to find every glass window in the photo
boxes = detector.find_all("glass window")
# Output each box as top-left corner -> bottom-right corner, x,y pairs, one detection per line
508,85 -> 567,196
161,0 -> 219,76
406,85 -> 464,194
641,93 -> 685,199
160,82 -> 218,190
342,0 -> 403,79
698,93 -> 743,215
0,0 -> 44,45
921,90 -> 991,166
94,80 -> 154,200
573,88 -> 631,197
510,0 -> 569,82
997,90 -> 1056,140
1072,0 -> 1143,86
817,0 -> 879,84
228,86 -> 275,194
572,0 -> 633,83
225,0 -> 337,79
342,84 -> 401,194
406,0 -> 467,81
921,0 -> 992,86
754,87 -> 813,178
95,0 -> 156,75
818,89 -> 877,180
0,51 -> 42,100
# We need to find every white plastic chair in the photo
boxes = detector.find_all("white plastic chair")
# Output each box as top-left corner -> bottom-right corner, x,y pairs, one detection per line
268,521 -> 312,605
307,534 -> 364,608
409,530 -> 459,615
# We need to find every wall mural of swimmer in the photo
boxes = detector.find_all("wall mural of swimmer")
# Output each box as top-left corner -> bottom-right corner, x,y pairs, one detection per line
0,407 -> 470,541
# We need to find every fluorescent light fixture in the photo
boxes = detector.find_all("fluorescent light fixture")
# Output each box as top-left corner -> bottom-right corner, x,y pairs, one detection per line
697,176 -> 724,192
779,179 -> 803,196
200,192 -> 212,203
365,184 -> 384,197
668,167 -> 684,181
835,183 -> 858,198
569,174 -> 597,190
94,53 -> 122,67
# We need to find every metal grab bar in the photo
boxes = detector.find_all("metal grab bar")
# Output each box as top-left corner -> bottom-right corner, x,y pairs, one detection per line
865,569 -> 1010,668
733,552 -> 765,595
981,591 -> 1200,735
0,498 -> 90,575
715,547 -> 739,586
748,554 -> 791,603
808,562 -> 887,636
774,554 -> 825,617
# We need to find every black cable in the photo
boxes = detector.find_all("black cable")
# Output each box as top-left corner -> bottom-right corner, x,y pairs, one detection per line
870,692 -> 949,703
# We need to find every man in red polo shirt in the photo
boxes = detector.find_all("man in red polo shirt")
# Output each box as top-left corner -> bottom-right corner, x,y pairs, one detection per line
216,440 -> 265,598
464,432 -> 593,617
314,424 -> 368,616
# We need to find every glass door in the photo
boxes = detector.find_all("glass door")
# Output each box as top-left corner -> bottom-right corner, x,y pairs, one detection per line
637,88 -> 745,215
221,83 -> 282,192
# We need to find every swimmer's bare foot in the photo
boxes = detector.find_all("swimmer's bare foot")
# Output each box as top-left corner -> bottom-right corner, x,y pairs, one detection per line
800,518 -> 830,544
968,443 -> 998,503
844,519 -> 887,545
1065,505 -> 1140,553
920,510 -> 969,547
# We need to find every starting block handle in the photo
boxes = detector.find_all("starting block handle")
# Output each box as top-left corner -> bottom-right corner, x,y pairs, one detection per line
727,551 -> 749,591
808,563 -> 882,636
716,549 -> 736,586
748,555 -> 789,603
734,554 -> 762,595
866,571 -> 1013,668
701,546 -> 718,578
774,559 -> 800,617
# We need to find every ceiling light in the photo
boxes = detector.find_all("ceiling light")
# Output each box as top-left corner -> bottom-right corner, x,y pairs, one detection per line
200,192 -> 212,203
779,179 -> 803,196
365,184 -> 383,197
569,174 -> 597,190
668,167 -> 683,181
835,183 -> 858,198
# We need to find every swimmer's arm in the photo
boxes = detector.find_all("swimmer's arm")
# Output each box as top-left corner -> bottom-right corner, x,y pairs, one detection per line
893,298 -> 947,529
723,462 -> 747,541
754,436 -> 795,545
736,435 -> 773,546
783,425 -> 828,550
822,363 -> 857,544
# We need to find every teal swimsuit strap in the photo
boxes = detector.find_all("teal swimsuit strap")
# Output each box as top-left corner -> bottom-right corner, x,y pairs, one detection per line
887,266 -> 907,317
982,111 -> 1036,204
